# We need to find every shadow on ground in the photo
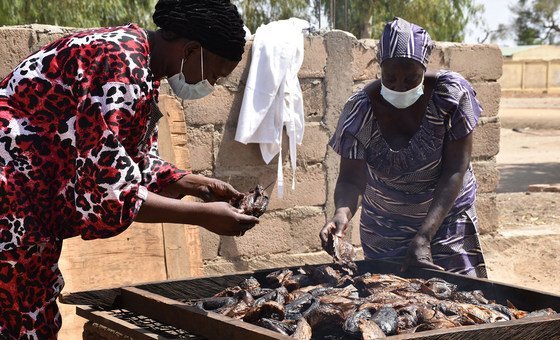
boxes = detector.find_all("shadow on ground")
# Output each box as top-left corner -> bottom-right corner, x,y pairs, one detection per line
497,162 -> 560,193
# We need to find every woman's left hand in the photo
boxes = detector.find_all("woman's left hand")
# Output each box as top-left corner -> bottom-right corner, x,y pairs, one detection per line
401,235 -> 444,272
199,178 -> 243,202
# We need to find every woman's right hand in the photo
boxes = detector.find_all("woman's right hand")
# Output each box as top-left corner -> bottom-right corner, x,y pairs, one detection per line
320,209 -> 350,252
198,202 -> 259,236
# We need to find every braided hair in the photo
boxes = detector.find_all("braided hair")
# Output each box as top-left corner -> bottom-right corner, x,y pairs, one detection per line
153,0 -> 246,61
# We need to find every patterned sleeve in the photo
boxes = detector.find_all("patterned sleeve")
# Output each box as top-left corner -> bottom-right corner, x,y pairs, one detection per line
73,82 -> 149,240
139,123 -> 189,198
434,72 -> 483,141
328,91 -> 374,159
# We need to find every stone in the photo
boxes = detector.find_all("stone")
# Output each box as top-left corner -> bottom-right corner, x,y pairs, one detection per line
476,193 -> 498,234
219,211 -> 292,258
352,39 -> 378,81
0,27 -> 33,79
199,228 -> 220,261
186,125 -> 214,172
299,36 -> 327,78
287,207 -> 326,254
302,79 -> 326,122
298,122 -> 330,164
184,86 -> 242,126
473,160 -> 500,194
471,81 -> 501,118
472,118 -> 501,159
444,43 -> 503,81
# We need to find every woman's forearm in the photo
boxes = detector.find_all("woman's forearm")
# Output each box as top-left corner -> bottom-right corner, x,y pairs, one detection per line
334,180 -> 363,220
417,171 -> 465,240
158,173 -> 209,199
135,190 -> 206,225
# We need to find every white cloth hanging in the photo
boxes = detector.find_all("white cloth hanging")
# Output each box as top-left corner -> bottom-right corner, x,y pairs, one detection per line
235,18 -> 308,198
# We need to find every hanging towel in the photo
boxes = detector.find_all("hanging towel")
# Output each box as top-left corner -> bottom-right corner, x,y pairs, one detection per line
235,18 -> 309,198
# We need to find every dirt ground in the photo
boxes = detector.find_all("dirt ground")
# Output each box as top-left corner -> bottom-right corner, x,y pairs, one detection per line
481,97 -> 560,295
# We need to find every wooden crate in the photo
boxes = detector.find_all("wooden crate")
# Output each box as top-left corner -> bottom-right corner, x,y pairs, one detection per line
62,260 -> 560,340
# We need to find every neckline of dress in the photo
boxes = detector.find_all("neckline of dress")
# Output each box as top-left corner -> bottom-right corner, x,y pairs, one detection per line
366,71 -> 443,153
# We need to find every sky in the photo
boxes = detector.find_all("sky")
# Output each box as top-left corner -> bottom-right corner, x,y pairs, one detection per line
464,0 -> 518,46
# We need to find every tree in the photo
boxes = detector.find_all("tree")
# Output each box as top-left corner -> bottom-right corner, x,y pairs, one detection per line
232,0 -> 310,34
511,0 -> 560,45
0,0 -> 155,28
320,0 -> 484,42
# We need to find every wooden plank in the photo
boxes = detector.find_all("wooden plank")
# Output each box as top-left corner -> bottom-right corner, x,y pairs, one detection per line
76,306 -> 162,340
157,97 -> 204,279
117,287 -> 293,340
391,315 -> 560,340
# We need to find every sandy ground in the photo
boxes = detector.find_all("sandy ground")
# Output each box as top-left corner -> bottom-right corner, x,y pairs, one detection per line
482,97 -> 560,296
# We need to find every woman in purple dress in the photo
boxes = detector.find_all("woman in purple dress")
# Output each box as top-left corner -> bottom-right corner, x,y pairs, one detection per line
320,17 -> 487,277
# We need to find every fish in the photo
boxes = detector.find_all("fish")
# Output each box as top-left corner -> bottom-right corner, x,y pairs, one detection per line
305,303 -> 346,338
343,308 -> 374,337
359,318 -> 387,339
292,318 -> 312,340
371,306 -> 399,335
243,301 -> 285,323
187,263 -> 557,337
230,184 -> 269,217
256,318 -> 295,335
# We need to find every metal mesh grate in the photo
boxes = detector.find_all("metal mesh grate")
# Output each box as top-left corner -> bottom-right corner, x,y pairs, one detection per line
110,309 -> 206,339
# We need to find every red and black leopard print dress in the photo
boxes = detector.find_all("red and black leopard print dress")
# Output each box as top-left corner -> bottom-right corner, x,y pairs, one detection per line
0,24 -> 188,338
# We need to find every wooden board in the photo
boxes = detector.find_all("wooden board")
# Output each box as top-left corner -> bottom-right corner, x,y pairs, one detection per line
158,96 -> 204,279
116,287 -> 292,340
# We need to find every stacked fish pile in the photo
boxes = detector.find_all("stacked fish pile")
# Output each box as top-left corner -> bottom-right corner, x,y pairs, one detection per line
190,238 -> 556,339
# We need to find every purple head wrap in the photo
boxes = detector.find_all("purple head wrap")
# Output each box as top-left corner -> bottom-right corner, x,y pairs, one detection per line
379,17 -> 434,69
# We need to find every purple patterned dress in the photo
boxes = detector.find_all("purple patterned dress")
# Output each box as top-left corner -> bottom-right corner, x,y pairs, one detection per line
329,71 -> 487,278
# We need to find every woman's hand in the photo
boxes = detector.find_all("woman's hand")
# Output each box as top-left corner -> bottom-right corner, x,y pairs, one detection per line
320,208 -> 350,253
199,178 -> 243,202
198,202 -> 259,236
401,234 -> 444,272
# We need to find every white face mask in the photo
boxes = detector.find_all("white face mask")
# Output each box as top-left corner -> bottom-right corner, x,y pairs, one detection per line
380,76 -> 424,109
168,48 -> 215,100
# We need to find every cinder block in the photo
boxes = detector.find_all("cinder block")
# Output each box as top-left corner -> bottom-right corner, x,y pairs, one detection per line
472,118 -> 500,159
299,122 -> 330,164
30,25 -> 75,52
0,27 -> 33,79
473,160 -> 500,193
199,227 -> 220,261
472,82 -> 501,118
219,212 -> 292,258
476,193 -> 498,235
299,36 -> 327,78
301,78 -> 326,122
267,163 -> 327,210
215,163 -> 327,210
186,125 -> 214,172
184,86 -> 243,126
286,207 -> 326,254
203,257 -> 250,275
444,44 -> 503,81
427,43 -> 446,72
220,42 -> 252,89
214,127 -> 267,168
352,39 -> 378,81
246,252 -> 333,271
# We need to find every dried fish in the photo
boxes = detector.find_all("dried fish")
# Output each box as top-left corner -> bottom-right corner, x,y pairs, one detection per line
230,185 -> 269,217
292,318 -> 312,340
188,263 -> 557,338
371,306 -> 398,335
